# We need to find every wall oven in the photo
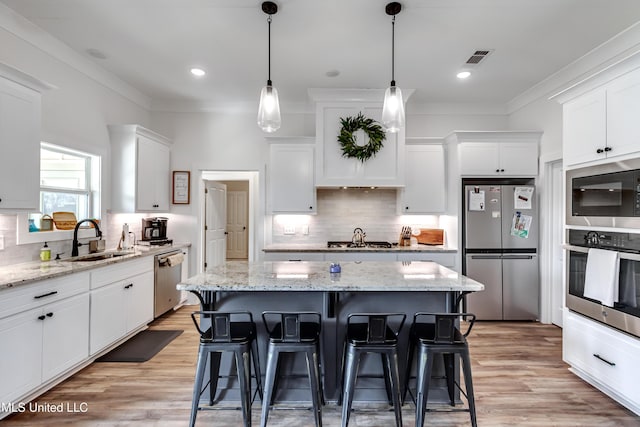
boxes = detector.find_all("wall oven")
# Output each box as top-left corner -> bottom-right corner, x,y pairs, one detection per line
566,157 -> 640,228
565,229 -> 640,338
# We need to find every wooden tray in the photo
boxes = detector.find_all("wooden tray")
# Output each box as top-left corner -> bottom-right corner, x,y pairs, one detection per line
52,212 -> 77,230
416,228 -> 444,245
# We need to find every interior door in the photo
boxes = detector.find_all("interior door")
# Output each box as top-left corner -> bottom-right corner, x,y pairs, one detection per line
205,181 -> 227,269
226,190 -> 248,259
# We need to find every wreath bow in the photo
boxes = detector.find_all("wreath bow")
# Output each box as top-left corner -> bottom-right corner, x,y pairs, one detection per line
338,112 -> 386,162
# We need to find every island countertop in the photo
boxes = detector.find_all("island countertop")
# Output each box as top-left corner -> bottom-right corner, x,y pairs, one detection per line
178,260 -> 484,292
262,243 -> 457,253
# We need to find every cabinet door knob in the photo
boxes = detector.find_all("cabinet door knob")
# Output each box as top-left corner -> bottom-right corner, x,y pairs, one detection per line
500,169 -> 505,172
38,315 -> 46,320
309,206 -> 313,210
46,312 -> 54,318
405,206 -> 409,210
604,146 -> 612,152
495,169 -> 500,173
596,148 -> 604,154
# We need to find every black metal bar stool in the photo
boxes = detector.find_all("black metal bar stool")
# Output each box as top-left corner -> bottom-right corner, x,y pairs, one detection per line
189,311 -> 263,427
403,312 -> 477,427
260,311 -> 324,427
338,312 -> 406,427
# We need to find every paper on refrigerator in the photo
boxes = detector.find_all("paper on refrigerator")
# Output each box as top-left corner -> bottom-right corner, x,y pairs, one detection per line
469,190 -> 485,211
510,211 -> 532,238
514,187 -> 534,210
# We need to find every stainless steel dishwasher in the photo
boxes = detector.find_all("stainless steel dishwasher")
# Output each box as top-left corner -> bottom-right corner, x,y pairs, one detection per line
154,249 -> 183,318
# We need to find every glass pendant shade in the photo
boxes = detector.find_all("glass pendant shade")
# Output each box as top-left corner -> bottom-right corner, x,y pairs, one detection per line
381,85 -> 404,133
257,83 -> 281,133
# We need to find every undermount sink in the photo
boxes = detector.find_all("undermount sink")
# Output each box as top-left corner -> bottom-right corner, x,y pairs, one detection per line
64,251 -> 131,262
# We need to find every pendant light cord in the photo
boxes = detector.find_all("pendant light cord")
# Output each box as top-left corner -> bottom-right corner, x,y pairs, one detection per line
391,15 -> 396,86
267,15 -> 272,86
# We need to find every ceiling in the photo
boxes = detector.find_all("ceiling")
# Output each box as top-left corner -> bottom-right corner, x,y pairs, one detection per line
3,0 -> 640,111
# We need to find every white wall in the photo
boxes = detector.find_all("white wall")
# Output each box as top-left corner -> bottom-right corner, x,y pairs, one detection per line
0,16 -> 150,265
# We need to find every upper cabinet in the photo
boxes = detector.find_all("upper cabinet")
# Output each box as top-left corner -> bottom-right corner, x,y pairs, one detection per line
558,62 -> 640,166
400,141 -> 446,214
268,140 -> 316,214
109,125 -> 171,212
0,64 -> 52,212
451,131 -> 541,177
311,89 -> 406,187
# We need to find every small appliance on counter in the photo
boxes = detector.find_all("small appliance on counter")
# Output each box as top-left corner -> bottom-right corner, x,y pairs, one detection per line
139,217 -> 172,246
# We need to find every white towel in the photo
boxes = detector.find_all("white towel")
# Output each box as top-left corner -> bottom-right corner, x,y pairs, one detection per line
166,253 -> 184,267
583,248 -> 620,307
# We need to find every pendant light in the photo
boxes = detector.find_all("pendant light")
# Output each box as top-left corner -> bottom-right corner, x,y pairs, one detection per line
381,2 -> 405,133
257,1 -> 281,133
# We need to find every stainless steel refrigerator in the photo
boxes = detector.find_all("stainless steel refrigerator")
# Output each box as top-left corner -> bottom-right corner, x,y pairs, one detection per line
462,179 -> 539,320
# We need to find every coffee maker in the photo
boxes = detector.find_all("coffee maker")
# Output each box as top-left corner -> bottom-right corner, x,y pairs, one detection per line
141,217 -> 171,245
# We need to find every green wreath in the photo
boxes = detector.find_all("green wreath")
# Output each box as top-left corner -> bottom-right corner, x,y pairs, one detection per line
337,112 -> 386,162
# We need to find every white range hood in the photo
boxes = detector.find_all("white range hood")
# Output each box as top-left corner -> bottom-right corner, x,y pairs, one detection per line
309,88 -> 412,188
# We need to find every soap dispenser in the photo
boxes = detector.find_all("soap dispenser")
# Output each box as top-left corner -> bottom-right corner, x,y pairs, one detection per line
40,242 -> 51,261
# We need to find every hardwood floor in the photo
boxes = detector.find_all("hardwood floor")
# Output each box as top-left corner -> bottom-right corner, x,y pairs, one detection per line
3,307 -> 639,426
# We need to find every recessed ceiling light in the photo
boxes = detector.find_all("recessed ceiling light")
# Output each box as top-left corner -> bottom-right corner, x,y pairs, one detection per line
190,68 -> 206,77
325,70 -> 340,78
457,71 -> 471,79
86,48 -> 107,60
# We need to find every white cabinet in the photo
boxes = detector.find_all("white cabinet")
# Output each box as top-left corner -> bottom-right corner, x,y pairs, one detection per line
458,141 -> 539,176
562,67 -> 640,166
0,64 -> 50,211
563,88 -> 607,166
400,142 -> 446,213
0,272 -> 90,406
563,310 -> 640,415
90,268 -> 154,355
315,103 -> 404,187
268,142 -> 316,213
109,125 -> 171,212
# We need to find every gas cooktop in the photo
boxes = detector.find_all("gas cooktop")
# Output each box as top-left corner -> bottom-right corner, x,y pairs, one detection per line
327,241 -> 395,249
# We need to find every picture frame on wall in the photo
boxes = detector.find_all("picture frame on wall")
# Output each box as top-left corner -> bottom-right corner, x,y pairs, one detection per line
172,171 -> 190,204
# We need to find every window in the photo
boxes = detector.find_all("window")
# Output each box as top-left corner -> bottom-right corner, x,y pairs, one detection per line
17,143 -> 101,245
39,144 -> 93,219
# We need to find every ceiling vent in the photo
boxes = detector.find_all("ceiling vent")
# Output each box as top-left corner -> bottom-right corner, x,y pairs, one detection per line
465,49 -> 494,66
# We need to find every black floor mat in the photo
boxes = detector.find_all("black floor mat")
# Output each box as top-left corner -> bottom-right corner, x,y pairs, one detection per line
95,330 -> 183,362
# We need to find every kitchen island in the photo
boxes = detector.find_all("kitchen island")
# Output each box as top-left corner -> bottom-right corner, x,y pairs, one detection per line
179,260 -> 483,405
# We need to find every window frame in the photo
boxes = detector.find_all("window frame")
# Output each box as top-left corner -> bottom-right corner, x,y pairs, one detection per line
16,142 -> 102,246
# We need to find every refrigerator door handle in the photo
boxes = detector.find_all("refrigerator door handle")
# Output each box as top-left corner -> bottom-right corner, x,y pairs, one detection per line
502,255 -> 535,260
470,255 -> 503,260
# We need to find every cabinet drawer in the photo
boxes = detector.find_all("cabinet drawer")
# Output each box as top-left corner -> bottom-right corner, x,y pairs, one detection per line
0,272 -> 90,319
563,310 -> 640,407
91,257 -> 153,289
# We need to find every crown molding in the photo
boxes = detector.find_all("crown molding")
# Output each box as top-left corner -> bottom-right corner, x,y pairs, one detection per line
507,21 -> 640,113
0,3 -> 151,109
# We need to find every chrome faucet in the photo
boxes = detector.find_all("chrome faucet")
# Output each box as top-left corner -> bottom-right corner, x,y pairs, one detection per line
72,219 -> 102,257
352,227 -> 366,247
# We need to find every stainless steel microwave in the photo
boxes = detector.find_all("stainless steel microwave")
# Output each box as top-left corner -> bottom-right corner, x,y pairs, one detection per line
566,158 -> 640,228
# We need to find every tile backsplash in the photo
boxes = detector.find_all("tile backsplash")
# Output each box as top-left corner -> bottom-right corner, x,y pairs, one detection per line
271,189 -> 447,245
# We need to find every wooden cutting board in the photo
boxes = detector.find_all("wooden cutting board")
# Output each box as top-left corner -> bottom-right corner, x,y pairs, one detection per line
416,228 -> 444,245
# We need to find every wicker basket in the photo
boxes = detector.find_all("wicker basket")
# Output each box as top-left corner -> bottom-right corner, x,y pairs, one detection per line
52,212 -> 77,230
40,214 -> 54,231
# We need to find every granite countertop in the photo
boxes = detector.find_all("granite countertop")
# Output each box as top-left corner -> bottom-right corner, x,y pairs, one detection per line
0,243 -> 191,290
178,261 -> 483,292
263,243 -> 457,253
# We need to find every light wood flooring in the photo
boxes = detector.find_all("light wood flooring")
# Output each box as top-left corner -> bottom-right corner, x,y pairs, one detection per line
3,306 -> 639,426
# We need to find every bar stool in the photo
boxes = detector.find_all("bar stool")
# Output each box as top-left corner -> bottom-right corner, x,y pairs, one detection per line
260,311 -> 323,427
189,311 -> 263,427
338,312 -> 406,427
403,312 -> 477,427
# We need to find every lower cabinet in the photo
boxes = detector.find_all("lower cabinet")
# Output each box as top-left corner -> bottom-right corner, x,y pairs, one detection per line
563,309 -> 640,414
90,270 -> 154,355
0,292 -> 89,405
